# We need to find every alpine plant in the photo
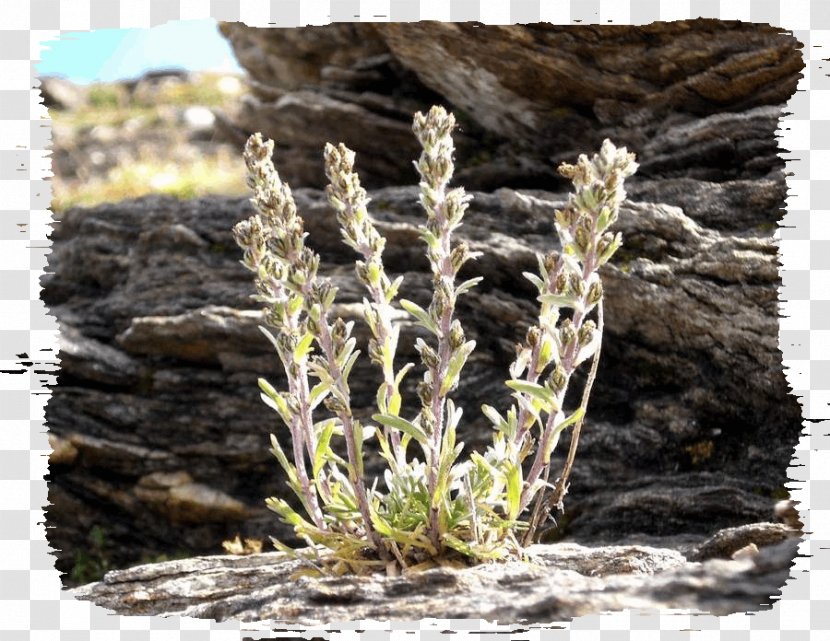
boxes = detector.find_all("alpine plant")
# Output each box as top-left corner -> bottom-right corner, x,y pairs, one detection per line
232,106 -> 638,576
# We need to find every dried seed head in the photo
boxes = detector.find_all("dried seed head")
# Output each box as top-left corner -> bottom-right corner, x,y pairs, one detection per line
578,320 -> 596,347
324,396 -> 347,415
417,380 -> 433,406
450,320 -> 466,350
554,271 -> 569,295
450,241 -> 471,274
548,364 -> 567,393
568,273 -> 586,297
418,343 -> 440,370
587,281 -> 603,306
526,326 -> 542,348
559,319 -> 576,348
543,251 -> 560,275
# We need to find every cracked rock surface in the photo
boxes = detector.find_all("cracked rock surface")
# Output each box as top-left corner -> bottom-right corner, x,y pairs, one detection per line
75,533 -> 799,623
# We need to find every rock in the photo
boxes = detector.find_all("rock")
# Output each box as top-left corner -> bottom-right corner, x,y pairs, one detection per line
775,499 -> 804,531
687,522 -> 798,561
134,471 -> 251,524
48,434 -> 79,466
218,23 -> 388,92
73,535 -> 798,623
44,185 -> 801,579
40,76 -> 88,111
374,22 -> 800,139
216,21 -> 802,190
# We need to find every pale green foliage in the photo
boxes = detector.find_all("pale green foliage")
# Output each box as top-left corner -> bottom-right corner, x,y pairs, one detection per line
233,106 -> 637,576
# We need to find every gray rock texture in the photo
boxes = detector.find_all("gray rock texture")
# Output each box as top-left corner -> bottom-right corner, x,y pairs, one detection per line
218,20 -> 801,191
74,533 -> 800,623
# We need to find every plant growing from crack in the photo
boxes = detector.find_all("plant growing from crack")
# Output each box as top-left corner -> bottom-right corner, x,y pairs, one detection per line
233,106 -> 637,575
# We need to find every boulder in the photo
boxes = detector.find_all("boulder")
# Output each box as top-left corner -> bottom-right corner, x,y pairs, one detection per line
217,21 -> 802,191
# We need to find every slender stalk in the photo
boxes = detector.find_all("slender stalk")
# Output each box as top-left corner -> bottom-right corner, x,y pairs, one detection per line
518,252 -> 598,513
324,143 -> 406,468
410,106 -> 472,551
524,301 -> 604,544
314,316 -> 387,557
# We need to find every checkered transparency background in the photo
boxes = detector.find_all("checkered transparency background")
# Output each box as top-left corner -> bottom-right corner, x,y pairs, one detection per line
0,0 -> 826,638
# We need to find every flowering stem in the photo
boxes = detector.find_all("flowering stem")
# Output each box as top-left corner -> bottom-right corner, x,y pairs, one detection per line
314,315 -> 386,556
411,106 -> 472,551
324,143 -> 408,469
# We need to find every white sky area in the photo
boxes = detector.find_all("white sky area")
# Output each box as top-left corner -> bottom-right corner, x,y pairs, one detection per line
38,19 -> 243,84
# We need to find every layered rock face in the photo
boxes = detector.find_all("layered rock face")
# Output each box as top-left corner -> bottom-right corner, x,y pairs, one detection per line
45,20 -> 803,618
219,20 -> 800,191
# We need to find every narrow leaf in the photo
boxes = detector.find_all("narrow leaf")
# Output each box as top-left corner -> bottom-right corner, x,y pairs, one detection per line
293,332 -> 315,363
522,272 -> 545,291
552,407 -> 586,437
456,276 -> 483,296
313,420 -> 336,478
505,379 -> 559,409
372,413 -> 429,446
400,299 -> 438,335
505,461 -> 522,521
309,382 -> 330,410
440,340 -> 476,396
539,293 -> 583,311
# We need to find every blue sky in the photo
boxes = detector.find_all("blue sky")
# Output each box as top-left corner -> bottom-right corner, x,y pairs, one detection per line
37,19 -> 243,84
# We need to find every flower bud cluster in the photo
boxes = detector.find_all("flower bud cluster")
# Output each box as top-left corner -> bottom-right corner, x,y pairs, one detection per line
507,139 -> 637,521
324,141 -> 410,469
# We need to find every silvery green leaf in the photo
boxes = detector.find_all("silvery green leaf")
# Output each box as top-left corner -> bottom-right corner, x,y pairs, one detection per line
372,413 -> 429,446
440,340 -> 476,396
539,293 -> 583,312
481,404 -> 506,430
400,299 -> 438,335
536,253 -> 548,280
386,275 -> 404,303
293,332 -> 315,363
596,205 -> 614,232
269,433 -> 297,482
574,339 -> 599,367
552,407 -> 585,437
387,390 -> 402,416
335,338 -> 357,369
376,385 -> 388,414
313,420 -> 336,478
523,272 -> 545,291
394,362 -> 415,387
505,379 -> 558,410
309,382 -> 330,410
259,326 -> 281,352
342,350 -> 360,381
418,228 -> 440,250
445,398 -> 464,433
456,277 -> 483,296
504,461 -> 522,521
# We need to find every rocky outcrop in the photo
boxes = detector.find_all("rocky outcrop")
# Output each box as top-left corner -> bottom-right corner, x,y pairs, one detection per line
44,184 -> 801,578
74,533 -> 800,623
44,20 -> 803,588
218,21 -> 802,191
